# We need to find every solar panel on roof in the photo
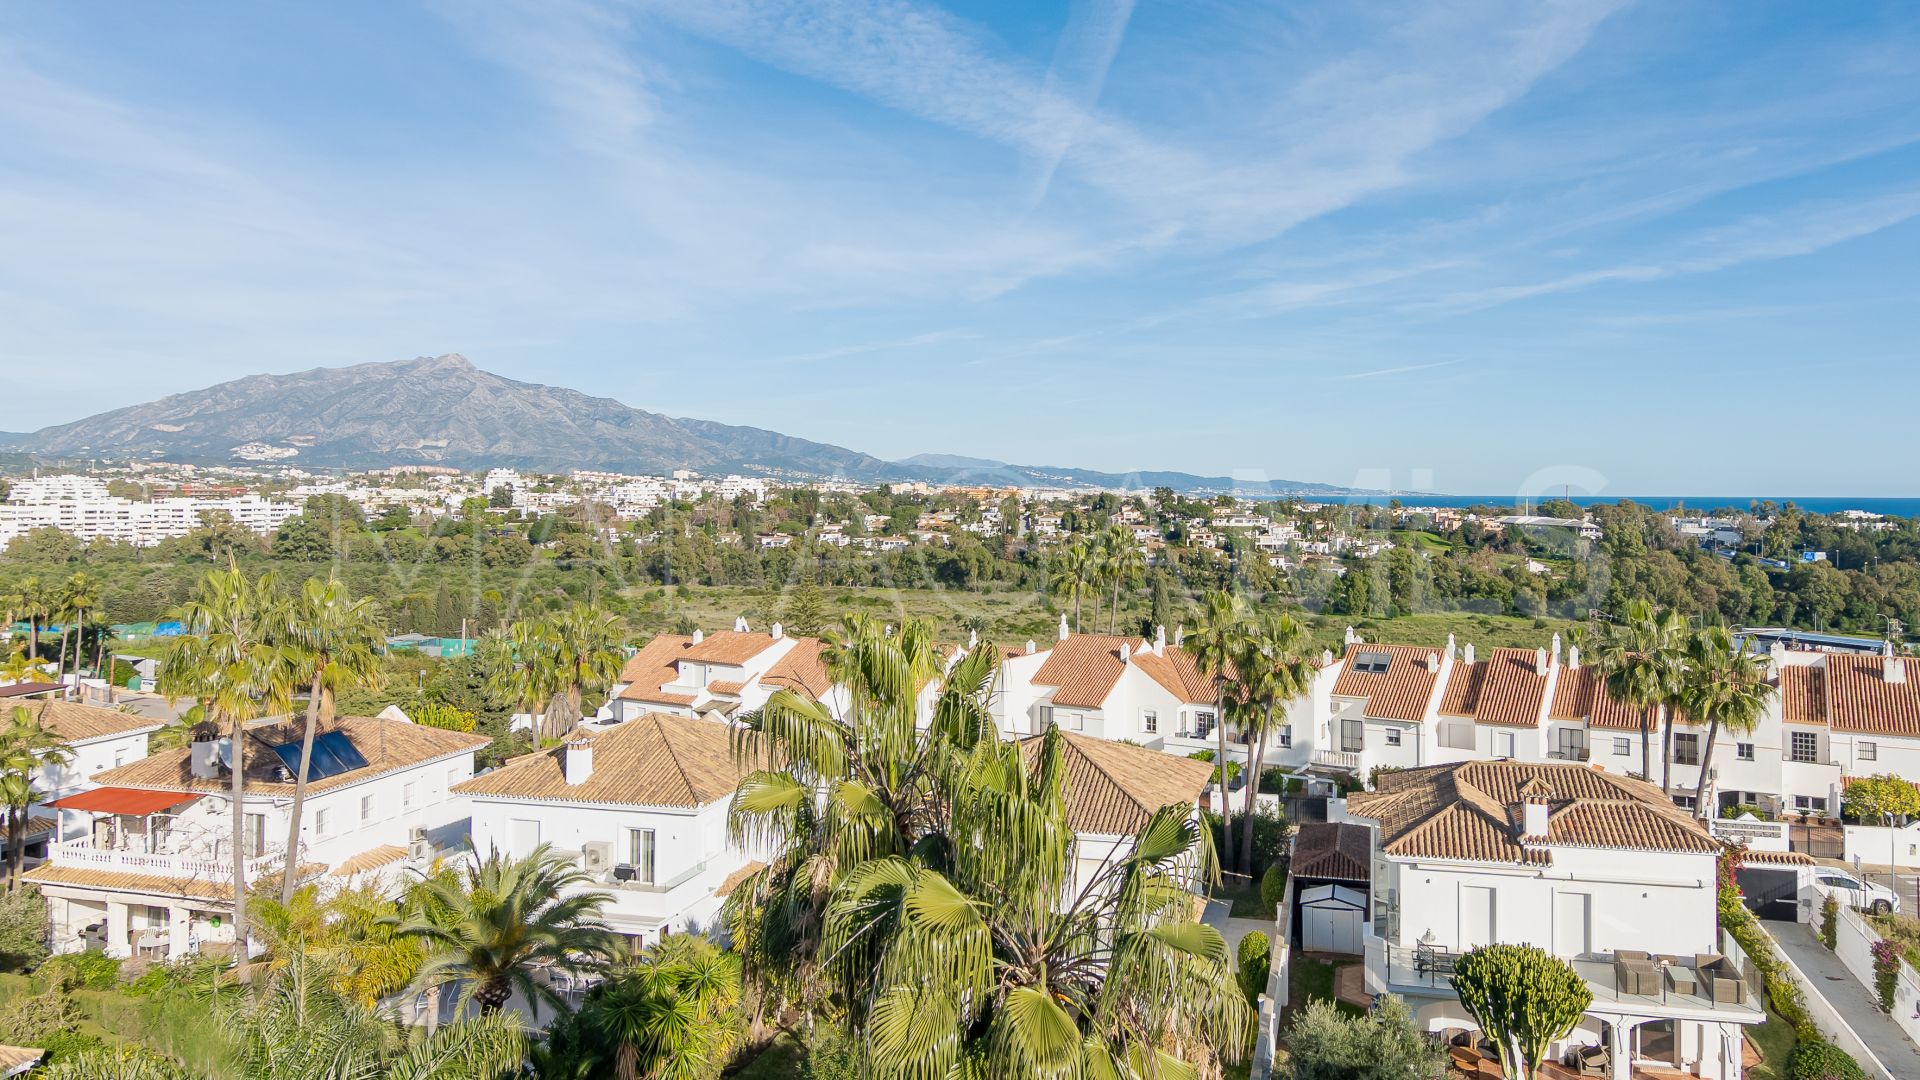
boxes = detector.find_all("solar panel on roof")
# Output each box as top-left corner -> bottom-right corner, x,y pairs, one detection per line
268,730 -> 370,781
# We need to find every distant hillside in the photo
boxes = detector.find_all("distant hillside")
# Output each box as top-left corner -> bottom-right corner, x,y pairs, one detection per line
3,355 -> 1352,493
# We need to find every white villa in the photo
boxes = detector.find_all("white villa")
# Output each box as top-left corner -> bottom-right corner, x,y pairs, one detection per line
27,713 -> 487,960
1344,760 -> 1765,1080
606,622 -> 833,723
3,699 -> 165,861
454,713 -> 760,950
993,622 -> 1223,752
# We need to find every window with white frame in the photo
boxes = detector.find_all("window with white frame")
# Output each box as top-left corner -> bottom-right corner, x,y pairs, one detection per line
1736,743 -> 1755,761
1860,741 -> 1878,761
1673,733 -> 1700,766
1790,731 -> 1819,764
1793,794 -> 1828,813
625,827 -> 656,885
1385,728 -> 1402,747
314,808 -> 330,836
1276,725 -> 1292,748
1339,717 -> 1365,754
402,781 -> 417,810
1613,737 -> 1631,756
360,794 -> 374,825
1194,710 -> 1216,739
1038,705 -> 1054,729
1142,710 -> 1158,735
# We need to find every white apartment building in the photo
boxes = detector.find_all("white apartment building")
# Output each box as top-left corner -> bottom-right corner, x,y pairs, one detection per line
993,622 -> 1223,752
28,714 -> 486,960
606,623 -> 833,723
0,483 -> 300,548
456,714 -> 759,948
1346,760 -> 1765,1080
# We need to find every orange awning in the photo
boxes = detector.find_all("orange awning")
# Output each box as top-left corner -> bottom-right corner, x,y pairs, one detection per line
45,788 -> 203,816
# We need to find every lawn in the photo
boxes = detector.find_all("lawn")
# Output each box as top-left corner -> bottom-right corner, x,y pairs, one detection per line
1744,1009 -> 1797,1080
1284,954 -> 1364,1022
1218,881 -> 1271,919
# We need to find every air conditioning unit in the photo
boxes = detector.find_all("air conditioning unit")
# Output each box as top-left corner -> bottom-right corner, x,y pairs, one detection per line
408,837 -> 432,861
582,841 -> 613,874
410,826 -> 428,843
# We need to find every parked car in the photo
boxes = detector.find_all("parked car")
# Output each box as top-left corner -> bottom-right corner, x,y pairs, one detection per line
1736,863 -> 1901,918
1812,867 -> 1901,915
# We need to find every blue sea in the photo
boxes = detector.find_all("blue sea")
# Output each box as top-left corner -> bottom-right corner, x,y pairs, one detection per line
1332,495 -> 1920,518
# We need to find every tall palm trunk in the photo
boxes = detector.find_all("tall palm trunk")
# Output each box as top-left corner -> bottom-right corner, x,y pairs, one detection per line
6,808 -> 25,890
229,711 -> 250,965
1215,685 -> 1234,873
1695,716 -> 1723,822
280,669 -> 326,905
1240,704 -> 1270,874
1109,575 -> 1120,635
1660,708 -> 1675,795
26,619 -> 37,662
1638,716 -> 1651,782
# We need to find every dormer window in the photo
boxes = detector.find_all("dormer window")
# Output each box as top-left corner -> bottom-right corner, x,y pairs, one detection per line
1352,651 -> 1392,674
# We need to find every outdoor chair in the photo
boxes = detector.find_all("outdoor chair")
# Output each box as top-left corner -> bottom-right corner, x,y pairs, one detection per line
1613,950 -> 1657,995
1694,953 -> 1747,1005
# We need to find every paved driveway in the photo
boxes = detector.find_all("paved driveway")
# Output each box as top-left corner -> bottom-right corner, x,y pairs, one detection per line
1770,919 -> 1920,1080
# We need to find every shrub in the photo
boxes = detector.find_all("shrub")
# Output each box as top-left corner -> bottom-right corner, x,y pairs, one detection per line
36,953 -> 121,992
1188,750 -> 1242,787
0,887 -> 48,973
1260,863 -> 1290,916
1237,931 -> 1271,1006
412,702 -> 476,732
1821,896 -> 1839,950
1789,1040 -> 1868,1080
803,1023 -> 859,1080
1722,803 -> 1772,821
1282,995 -> 1446,1080
1870,938 -> 1900,1013
1205,807 -> 1292,878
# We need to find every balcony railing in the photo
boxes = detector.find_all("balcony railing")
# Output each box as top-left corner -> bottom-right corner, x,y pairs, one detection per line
1372,933 -> 1762,1017
1311,750 -> 1361,772
50,837 -> 282,882
1548,746 -> 1591,762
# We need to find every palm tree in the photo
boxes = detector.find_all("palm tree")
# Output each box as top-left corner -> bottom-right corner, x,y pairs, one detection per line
725,615 -> 999,1015
1048,537 -> 1095,634
40,956 -> 527,1080
479,620 -> 564,748
1590,600 -> 1686,789
16,576 -> 46,665
0,704 -> 71,889
0,647 -> 55,686
160,561 -> 293,962
827,728 -> 1249,1076
572,937 -> 743,1080
395,843 -> 618,1016
276,575 -> 385,904
540,601 -> 624,740
1678,625 -> 1776,821
1100,525 -> 1145,635
1235,611 -> 1313,873
58,572 -> 102,700
1186,589 -> 1250,871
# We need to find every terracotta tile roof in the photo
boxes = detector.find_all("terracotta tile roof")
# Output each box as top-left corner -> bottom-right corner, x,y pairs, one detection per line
1347,760 -> 1716,866
1821,654 -> 1920,735
713,860 -> 766,898
760,637 -> 832,699
1291,822 -> 1370,882
679,630 -> 782,665
1741,849 -> 1815,866
1331,643 -> 1443,722
1018,732 -> 1213,836
1438,648 -> 1550,727
89,715 -> 487,797
707,680 -> 747,697
1780,664 -> 1827,726
24,862 -> 239,902
454,713 -> 746,808
1548,666 -> 1659,731
10,699 -> 163,743
1032,634 -> 1214,709
331,844 -> 409,877
0,682 -> 61,699
616,634 -> 695,703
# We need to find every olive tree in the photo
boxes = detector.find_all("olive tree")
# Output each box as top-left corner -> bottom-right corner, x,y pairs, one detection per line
1451,944 -> 1592,1080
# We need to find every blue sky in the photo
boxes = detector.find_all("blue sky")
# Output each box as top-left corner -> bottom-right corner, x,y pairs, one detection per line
2,2 -> 1918,495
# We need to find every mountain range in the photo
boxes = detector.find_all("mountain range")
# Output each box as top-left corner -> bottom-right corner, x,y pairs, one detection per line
2,355 -> 1350,494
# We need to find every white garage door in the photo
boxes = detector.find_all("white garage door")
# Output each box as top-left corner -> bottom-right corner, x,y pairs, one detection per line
1304,905 -> 1362,954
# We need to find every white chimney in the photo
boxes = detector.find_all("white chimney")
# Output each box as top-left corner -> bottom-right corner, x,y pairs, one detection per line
1567,644 -> 1580,671
733,615 -> 749,632
1058,614 -> 1070,641
189,738 -> 221,780
1534,647 -> 1549,676
968,628 -> 979,648
1343,626 -> 1357,646
771,622 -> 783,639
1155,625 -> 1167,656
691,629 -> 704,645
1174,625 -> 1185,647
565,739 -> 594,785
1887,641 -> 1906,685
1321,648 -> 1333,667
1523,796 -> 1550,837
1551,632 -> 1562,662
1446,632 -> 1456,657
1425,652 -> 1439,674
1026,639 -> 1037,655
1463,643 -> 1476,667
1119,643 -> 1131,662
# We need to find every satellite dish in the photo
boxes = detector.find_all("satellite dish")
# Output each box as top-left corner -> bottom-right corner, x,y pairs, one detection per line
215,737 -> 234,772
